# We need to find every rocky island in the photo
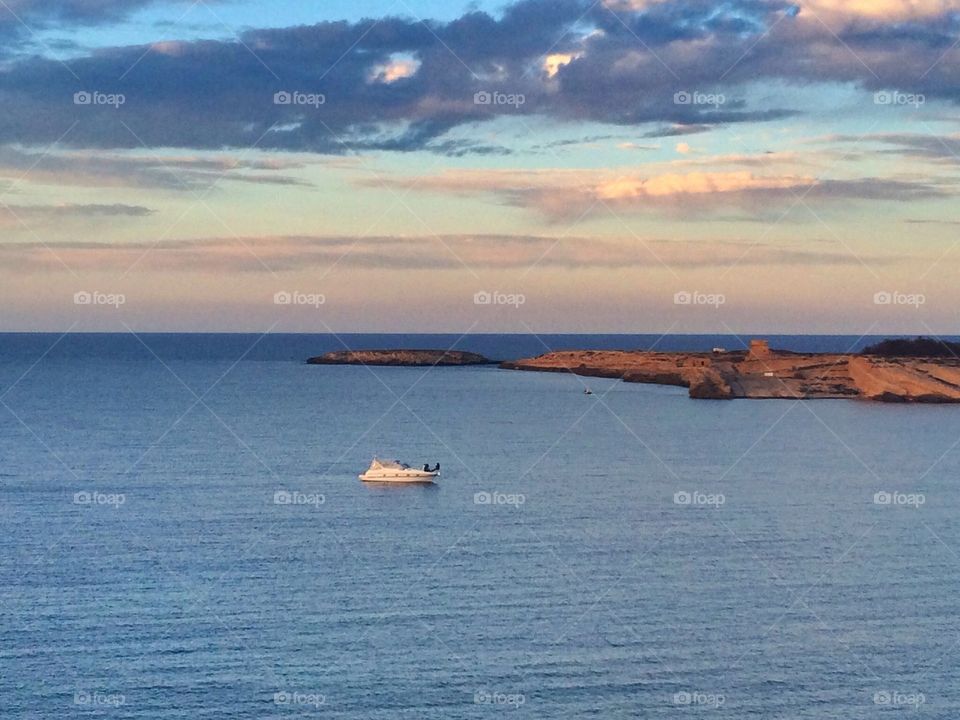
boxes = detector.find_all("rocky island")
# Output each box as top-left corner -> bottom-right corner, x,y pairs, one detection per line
307,349 -> 493,366
500,339 -> 960,403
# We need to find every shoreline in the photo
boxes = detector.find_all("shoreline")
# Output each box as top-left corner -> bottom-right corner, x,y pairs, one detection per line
499,340 -> 960,403
306,338 -> 960,403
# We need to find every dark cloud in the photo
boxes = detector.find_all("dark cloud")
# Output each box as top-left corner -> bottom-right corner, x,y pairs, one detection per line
0,0 -> 958,153
0,146 -> 314,189
0,0 -> 214,45
12,0 -> 171,24
3,202 -> 153,216
531,134 -> 624,149
0,203 -> 154,229
643,124 -> 714,138
803,177 -> 949,201
424,139 -> 513,156
865,133 -> 960,163
904,218 -> 960,225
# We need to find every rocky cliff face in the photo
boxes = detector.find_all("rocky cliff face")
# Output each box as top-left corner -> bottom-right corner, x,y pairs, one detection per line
500,346 -> 960,402
308,349 -> 492,366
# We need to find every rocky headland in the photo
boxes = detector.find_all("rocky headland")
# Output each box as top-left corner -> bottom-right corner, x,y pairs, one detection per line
307,349 -> 493,366
500,339 -> 960,403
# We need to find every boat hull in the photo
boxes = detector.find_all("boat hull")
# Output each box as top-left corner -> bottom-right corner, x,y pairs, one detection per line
359,471 -> 438,483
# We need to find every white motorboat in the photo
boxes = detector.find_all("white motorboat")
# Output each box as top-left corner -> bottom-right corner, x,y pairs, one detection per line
359,458 -> 439,483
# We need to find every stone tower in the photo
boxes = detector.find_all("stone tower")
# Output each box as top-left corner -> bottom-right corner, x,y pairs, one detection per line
748,339 -> 771,359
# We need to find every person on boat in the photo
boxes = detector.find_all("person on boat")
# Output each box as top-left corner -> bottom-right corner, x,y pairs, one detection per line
432,463 -> 440,472
423,463 -> 430,472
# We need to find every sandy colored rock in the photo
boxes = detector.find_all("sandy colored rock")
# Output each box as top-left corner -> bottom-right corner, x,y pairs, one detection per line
308,349 -> 492,366
500,342 -> 960,403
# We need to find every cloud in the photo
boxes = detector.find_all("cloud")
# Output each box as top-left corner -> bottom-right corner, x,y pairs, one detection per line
618,141 -> 660,150
543,52 -> 583,78
368,53 -> 422,84
358,165 -> 949,219
799,0 -> 960,23
0,0 -> 224,47
853,133 -> 960,163
0,1 -> 800,153
0,233 -> 901,273
0,0 -> 956,155
0,202 -> 153,218
643,124 -> 714,138
0,147 -> 314,189
904,218 -> 960,225
532,134 -> 625,150
0,201 -> 153,229
596,171 -> 806,198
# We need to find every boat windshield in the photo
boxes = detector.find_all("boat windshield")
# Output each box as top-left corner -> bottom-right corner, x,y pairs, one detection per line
370,458 -> 408,470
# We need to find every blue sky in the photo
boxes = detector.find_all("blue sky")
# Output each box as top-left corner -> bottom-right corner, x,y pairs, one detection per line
38,1 -> 510,51
2,0 -> 960,332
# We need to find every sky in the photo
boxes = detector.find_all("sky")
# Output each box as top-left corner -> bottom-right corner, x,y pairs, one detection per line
1,0 -> 959,333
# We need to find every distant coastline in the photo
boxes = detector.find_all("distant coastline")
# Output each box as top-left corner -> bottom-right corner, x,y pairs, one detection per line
307,349 -> 494,366
308,338 -> 960,403
500,338 -> 960,403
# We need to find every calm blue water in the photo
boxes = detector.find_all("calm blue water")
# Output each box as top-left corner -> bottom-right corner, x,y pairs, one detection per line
2,334 -> 960,718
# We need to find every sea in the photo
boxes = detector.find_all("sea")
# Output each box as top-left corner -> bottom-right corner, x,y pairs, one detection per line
2,333 -> 959,718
